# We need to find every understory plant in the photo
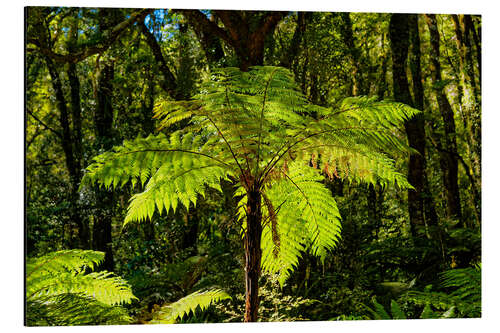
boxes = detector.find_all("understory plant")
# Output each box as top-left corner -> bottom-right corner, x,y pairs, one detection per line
404,265 -> 481,318
82,66 -> 418,321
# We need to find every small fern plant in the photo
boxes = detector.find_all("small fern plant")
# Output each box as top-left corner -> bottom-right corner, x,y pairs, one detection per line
82,66 -> 418,321
26,250 -> 137,326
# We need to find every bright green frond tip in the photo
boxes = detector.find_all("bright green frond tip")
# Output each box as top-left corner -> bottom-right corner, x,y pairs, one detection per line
150,288 -> 231,324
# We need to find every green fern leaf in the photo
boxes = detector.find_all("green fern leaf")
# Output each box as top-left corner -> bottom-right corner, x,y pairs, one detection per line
150,288 -> 230,324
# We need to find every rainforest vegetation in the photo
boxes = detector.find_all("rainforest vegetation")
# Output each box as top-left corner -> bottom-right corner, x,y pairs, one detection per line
25,7 -> 481,325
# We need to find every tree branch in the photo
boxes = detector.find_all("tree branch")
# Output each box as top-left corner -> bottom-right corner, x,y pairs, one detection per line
27,109 -> 62,139
253,11 -> 288,40
139,21 -> 178,98
174,9 -> 232,45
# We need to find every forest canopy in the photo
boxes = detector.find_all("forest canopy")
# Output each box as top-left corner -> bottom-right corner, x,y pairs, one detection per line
25,7 -> 481,325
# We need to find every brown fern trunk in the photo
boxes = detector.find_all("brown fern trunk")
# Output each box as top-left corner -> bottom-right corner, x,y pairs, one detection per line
244,190 -> 263,322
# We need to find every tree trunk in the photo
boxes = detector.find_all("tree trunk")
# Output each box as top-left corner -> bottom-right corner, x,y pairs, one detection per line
92,59 -> 116,272
66,17 -> 89,248
375,33 -> 389,99
181,208 -> 199,256
279,12 -> 311,70
390,14 -> 425,236
90,9 -> 128,271
244,189 -> 263,322
408,14 -> 439,229
470,15 -> 482,85
177,10 -> 286,72
45,56 -> 88,248
424,14 -> 462,223
451,14 -> 481,225
91,192 -> 115,271
339,12 -> 363,96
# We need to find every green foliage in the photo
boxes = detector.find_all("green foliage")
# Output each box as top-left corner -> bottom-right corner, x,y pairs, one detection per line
440,265 -> 481,303
364,297 -> 454,320
149,288 -> 230,324
83,66 -> 417,287
26,250 -> 137,326
405,265 -> 481,318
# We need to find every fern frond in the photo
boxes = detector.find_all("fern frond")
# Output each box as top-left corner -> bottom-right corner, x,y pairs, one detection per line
26,250 -> 136,326
150,288 -> 230,324
440,266 -> 481,303
26,294 -> 133,326
336,96 -> 420,131
124,162 -> 230,224
82,131 -> 233,224
26,249 -> 104,280
390,299 -> 406,319
364,297 -> 391,320
261,161 -> 341,285
81,132 -> 231,191
406,265 -> 481,318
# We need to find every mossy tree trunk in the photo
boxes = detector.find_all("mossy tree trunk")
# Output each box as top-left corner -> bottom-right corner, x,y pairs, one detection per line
390,14 -> 437,237
424,14 -> 462,224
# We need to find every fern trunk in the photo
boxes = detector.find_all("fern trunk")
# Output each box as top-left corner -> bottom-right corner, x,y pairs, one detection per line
243,189 -> 263,322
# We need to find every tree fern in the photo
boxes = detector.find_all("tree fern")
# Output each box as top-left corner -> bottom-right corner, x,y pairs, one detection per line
26,250 -> 137,326
82,66 -> 418,320
150,288 -> 230,324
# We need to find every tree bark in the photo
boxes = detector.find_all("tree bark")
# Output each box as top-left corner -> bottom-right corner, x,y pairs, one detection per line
244,189 -> 263,322
470,15 -> 482,85
29,8 -> 88,248
424,14 -> 462,223
375,33 -> 389,99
